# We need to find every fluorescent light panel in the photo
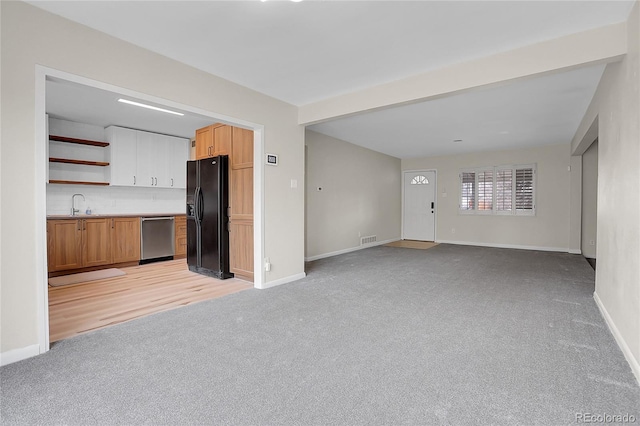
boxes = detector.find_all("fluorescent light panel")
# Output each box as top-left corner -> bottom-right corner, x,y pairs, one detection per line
117,99 -> 184,116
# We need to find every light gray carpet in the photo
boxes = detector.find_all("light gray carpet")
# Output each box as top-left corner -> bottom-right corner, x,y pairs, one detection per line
1,244 -> 638,425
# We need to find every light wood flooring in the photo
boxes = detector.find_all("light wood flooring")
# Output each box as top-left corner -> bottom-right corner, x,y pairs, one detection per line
48,259 -> 252,343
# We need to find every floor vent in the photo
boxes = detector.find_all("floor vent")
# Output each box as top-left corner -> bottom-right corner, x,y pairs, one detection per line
360,235 -> 377,245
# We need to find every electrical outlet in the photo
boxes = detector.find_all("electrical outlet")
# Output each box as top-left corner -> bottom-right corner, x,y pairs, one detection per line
589,240 -> 595,246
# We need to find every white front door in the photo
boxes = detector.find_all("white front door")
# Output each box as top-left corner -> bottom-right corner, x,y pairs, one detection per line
403,171 -> 436,241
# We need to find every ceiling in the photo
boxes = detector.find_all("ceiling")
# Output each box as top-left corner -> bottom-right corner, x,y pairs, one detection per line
308,64 -> 606,159
32,1 -> 633,158
46,77 -> 215,139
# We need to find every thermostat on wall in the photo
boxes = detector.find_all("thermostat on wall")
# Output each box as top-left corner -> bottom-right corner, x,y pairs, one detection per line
266,153 -> 278,166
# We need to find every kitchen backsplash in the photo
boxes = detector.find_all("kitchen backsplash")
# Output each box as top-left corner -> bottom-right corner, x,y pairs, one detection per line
47,184 -> 186,216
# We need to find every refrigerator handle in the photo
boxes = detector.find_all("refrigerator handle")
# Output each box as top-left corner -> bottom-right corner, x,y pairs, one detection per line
194,187 -> 201,223
197,187 -> 204,224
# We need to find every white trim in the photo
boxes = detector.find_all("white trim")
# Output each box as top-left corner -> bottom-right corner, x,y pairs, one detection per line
305,238 -> 399,262
258,272 -> 307,290
436,239 -> 568,253
1,344 -> 41,366
35,68 -> 50,354
569,249 -> 583,255
593,292 -> 640,385
35,66 -> 266,348
253,128 -> 265,289
401,169 -> 437,241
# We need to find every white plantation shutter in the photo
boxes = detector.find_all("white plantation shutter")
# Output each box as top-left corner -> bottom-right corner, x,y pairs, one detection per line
495,168 -> 513,212
477,170 -> 493,211
459,164 -> 535,215
515,167 -> 535,213
460,172 -> 476,210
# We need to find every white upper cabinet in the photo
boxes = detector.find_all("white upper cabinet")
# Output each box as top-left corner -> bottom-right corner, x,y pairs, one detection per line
135,130 -> 156,188
106,126 -> 188,189
168,135 -> 189,189
106,126 -> 137,186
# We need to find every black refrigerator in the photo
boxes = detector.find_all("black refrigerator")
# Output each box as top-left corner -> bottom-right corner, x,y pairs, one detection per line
186,156 -> 232,279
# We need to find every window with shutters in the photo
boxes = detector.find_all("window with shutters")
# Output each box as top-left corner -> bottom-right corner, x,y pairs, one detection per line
460,172 -> 475,211
477,169 -> 493,212
459,164 -> 535,216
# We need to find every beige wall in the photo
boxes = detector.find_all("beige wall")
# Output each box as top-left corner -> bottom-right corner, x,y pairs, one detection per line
572,2 -> 640,380
305,130 -> 401,259
581,141 -> 598,259
0,2 -> 305,354
402,143 -> 572,250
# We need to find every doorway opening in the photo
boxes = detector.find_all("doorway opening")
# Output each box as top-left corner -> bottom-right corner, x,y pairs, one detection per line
581,139 -> 598,270
35,66 -> 265,351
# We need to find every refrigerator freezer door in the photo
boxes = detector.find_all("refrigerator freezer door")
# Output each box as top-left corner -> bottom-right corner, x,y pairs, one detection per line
199,158 -> 222,273
186,160 -> 199,270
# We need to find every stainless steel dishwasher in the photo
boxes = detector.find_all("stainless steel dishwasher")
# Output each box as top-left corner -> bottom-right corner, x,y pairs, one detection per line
140,216 -> 175,262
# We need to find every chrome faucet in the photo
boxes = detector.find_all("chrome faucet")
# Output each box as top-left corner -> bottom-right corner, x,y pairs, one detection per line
71,193 -> 85,216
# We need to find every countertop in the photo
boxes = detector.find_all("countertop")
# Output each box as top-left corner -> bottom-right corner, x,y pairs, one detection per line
47,213 -> 186,219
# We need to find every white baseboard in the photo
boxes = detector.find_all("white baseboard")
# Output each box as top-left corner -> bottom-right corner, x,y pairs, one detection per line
258,272 -> 306,290
436,239 -> 568,253
594,292 -> 640,385
305,238 -> 400,262
569,249 -> 582,254
1,344 -> 41,366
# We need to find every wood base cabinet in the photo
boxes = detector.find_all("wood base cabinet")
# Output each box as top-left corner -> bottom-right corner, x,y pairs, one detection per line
47,219 -> 84,272
174,215 -> 186,258
47,218 -> 112,272
47,216 -> 141,274
111,217 -> 140,264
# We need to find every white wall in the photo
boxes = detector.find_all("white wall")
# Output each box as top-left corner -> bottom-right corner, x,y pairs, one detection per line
305,130 -> 401,259
0,2 -> 304,356
581,141 -> 598,259
402,143 -> 572,251
572,2 -> 640,382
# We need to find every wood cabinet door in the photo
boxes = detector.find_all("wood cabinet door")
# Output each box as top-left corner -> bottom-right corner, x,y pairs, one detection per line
48,219 -> 83,272
82,218 -> 112,267
213,125 -> 232,156
229,127 -> 254,280
111,217 -> 140,264
195,126 -> 214,159
174,216 -> 187,258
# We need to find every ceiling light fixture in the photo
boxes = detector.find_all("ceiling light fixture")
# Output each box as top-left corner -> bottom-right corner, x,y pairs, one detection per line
117,99 -> 184,116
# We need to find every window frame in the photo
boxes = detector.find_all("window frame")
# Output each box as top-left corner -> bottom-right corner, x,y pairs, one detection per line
459,164 -> 536,216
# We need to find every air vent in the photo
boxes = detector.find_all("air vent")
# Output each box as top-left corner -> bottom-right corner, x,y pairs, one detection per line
360,235 -> 377,245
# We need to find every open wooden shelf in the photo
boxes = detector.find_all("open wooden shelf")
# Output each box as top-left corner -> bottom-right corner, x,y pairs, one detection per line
49,135 -> 109,147
49,157 -> 110,167
49,180 -> 110,186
